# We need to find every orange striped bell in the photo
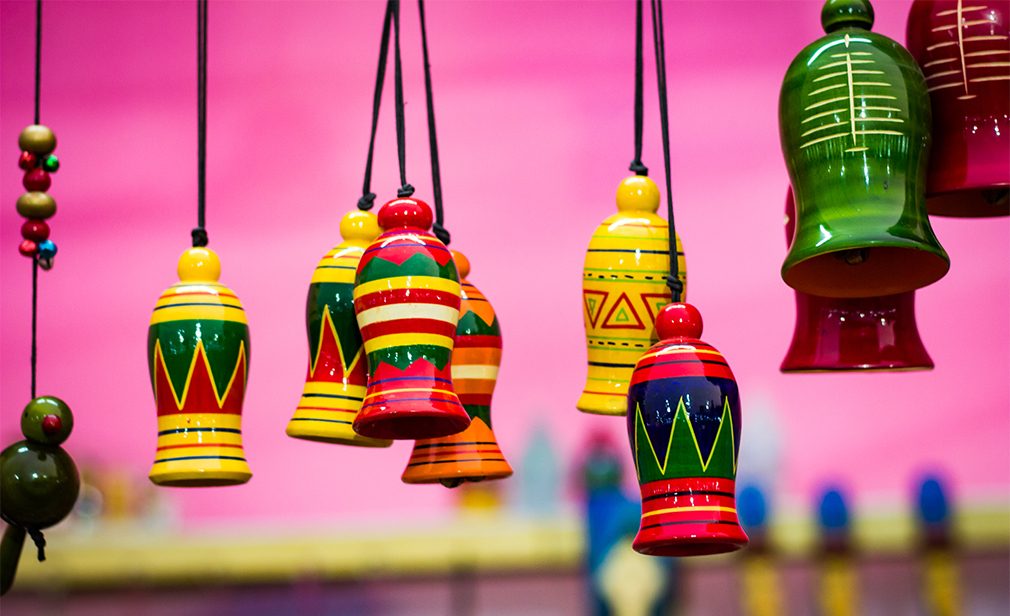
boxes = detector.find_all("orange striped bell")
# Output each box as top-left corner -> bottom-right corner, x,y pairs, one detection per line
402,250 -> 513,487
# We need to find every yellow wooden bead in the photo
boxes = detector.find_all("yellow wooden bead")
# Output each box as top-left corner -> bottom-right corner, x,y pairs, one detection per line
615,175 -> 660,213
177,247 -> 221,282
15,192 -> 56,219
18,125 -> 57,155
339,210 -> 381,246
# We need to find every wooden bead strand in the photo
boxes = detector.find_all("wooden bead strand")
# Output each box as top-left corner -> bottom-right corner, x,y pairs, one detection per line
16,124 -> 59,270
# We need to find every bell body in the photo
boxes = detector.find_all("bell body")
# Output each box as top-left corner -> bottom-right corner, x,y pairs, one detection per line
781,189 -> 933,371
148,248 -> 252,486
402,250 -> 513,486
906,0 -> 1010,217
578,176 -> 686,416
780,0 -> 949,298
627,303 -> 748,557
287,212 -> 391,447
353,197 -> 470,440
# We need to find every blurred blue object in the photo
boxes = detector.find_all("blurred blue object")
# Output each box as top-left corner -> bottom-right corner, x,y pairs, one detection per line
582,431 -> 675,616
515,423 -> 561,516
818,488 -> 850,534
917,475 -> 950,527
738,483 -> 768,532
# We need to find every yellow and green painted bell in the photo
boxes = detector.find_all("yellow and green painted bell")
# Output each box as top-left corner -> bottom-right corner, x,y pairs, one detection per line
148,247 -> 252,487
780,0 -> 949,298
286,210 -> 391,447
577,175 -> 686,416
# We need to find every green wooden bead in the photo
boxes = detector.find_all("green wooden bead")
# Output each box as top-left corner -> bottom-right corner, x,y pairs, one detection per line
42,155 -> 59,172
0,441 -> 79,529
15,192 -> 56,219
821,0 -> 873,33
21,396 -> 73,446
17,125 -> 56,155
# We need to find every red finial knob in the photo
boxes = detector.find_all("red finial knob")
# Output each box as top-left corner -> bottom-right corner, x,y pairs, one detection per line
655,302 -> 703,340
41,414 -> 62,436
377,197 -> 434,231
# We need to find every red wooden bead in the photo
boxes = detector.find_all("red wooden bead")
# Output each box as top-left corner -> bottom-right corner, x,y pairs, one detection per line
23,168 -> 51,192
18,151 -> 37,170
18,239 -> 38,257
21,220 -> 51,242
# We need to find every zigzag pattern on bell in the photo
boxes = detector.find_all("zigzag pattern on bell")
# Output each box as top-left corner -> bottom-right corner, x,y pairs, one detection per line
352,197 -> 470,440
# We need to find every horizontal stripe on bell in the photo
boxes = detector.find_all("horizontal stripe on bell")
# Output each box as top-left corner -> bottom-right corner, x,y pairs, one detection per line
457,394 -> 494,407
631,358 -> 735,384
369,374 -> 454,387
451,364 -> 499,380
360,396 -> 464,411
150,303 -> 248,325
356,303 -> 459,328
300,380 -> 366,397
354,289 -> 461,312
152,454 -> 248,464
359,318 -> 458,341
157,412 -> 242,432
453,335 -> 502,349
363,333 -> 454,354
408,446 -> 502,459
353,275 -> 459,298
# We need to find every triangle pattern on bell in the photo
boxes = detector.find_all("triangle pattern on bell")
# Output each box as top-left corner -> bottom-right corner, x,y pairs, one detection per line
602,292 -> 645,330
584,290 -> 609,329
641,292 -> 672,325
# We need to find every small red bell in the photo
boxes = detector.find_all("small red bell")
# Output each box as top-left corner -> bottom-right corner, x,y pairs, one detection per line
907,0 -> 1010,217
782,189 -> 934,372
627,303 -> 748,557
352,197 -> 470,440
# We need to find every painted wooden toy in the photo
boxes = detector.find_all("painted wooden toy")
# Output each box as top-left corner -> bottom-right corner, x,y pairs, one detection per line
780,0 -> 949,298
916,476 -> 962,615
781,188 -> 934,372
578,175 -> 686,416
16,125 -> 61,269
627,303 -> 747,557
738,484 -> 784,616
352,197 -> 469,440
286,210 -> 391,447
817,487 -> 858,616
1,396 -> 80,595
148,247 -> 252,486
907,0 -> 1009,217
402,249 -> 512,486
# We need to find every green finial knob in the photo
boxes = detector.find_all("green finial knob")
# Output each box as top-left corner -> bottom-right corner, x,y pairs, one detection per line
821,0 -> 874,33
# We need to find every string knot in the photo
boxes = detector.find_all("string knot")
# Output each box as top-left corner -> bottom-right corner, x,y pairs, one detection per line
665,275 -> 684,302
629,160 -> 649,176
432,222 -> 451,246
191,228 -> 208,248
397,184 -> 415,198
357,192 -> 377,211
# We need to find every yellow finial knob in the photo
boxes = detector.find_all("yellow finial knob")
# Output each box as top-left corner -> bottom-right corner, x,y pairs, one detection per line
616,175 -> 660,213
340,210 -> 381,245
451,249 -> 471,279
177,247 -> 221,282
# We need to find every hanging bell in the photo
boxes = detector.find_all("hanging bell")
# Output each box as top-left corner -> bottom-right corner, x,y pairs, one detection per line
627,303 -> 748,557
907,0 -> 1009,217
352,197 -> 470,440
148,247 -> 252,486
781,188 -> 934,372
286,211 -> 391,447
402,249 -> 513,487
578,175 -> 686,416
780,0 -> 949,298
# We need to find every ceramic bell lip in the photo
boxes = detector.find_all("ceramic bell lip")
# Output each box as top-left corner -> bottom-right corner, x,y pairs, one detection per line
352,197 -> 470,440
781,189 -> 934,372
906,0 -> 1010,218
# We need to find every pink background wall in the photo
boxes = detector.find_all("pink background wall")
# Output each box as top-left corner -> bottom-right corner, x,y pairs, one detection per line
2,0 -> 1007,526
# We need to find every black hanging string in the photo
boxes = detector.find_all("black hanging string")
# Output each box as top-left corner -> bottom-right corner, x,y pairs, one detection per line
192,0 -> 209,247
391,0 -> 414,198
629,0 -> 647,177
358,1 -> 395,211
649,0 -> 682,302
418,0 -> 450,245
30,0 -> 43,398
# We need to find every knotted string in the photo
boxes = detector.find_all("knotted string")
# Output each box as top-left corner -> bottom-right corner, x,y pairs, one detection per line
629,0 -> 648,177
358,1 -> 395,211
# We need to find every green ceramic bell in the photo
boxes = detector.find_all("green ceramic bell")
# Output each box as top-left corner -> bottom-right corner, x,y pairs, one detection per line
0,396 -> 80,596
779,0 -> 949,298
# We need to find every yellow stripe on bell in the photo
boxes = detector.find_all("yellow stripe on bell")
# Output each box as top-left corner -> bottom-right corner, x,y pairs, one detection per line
286,210 -> 391,447
577,175 -> 686,416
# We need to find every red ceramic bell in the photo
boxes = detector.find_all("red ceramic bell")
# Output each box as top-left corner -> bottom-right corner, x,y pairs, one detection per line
627,303 -> 748,557
352,197 -> 470,440
907,0 -> 1009,217
782,188 -> 934,372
